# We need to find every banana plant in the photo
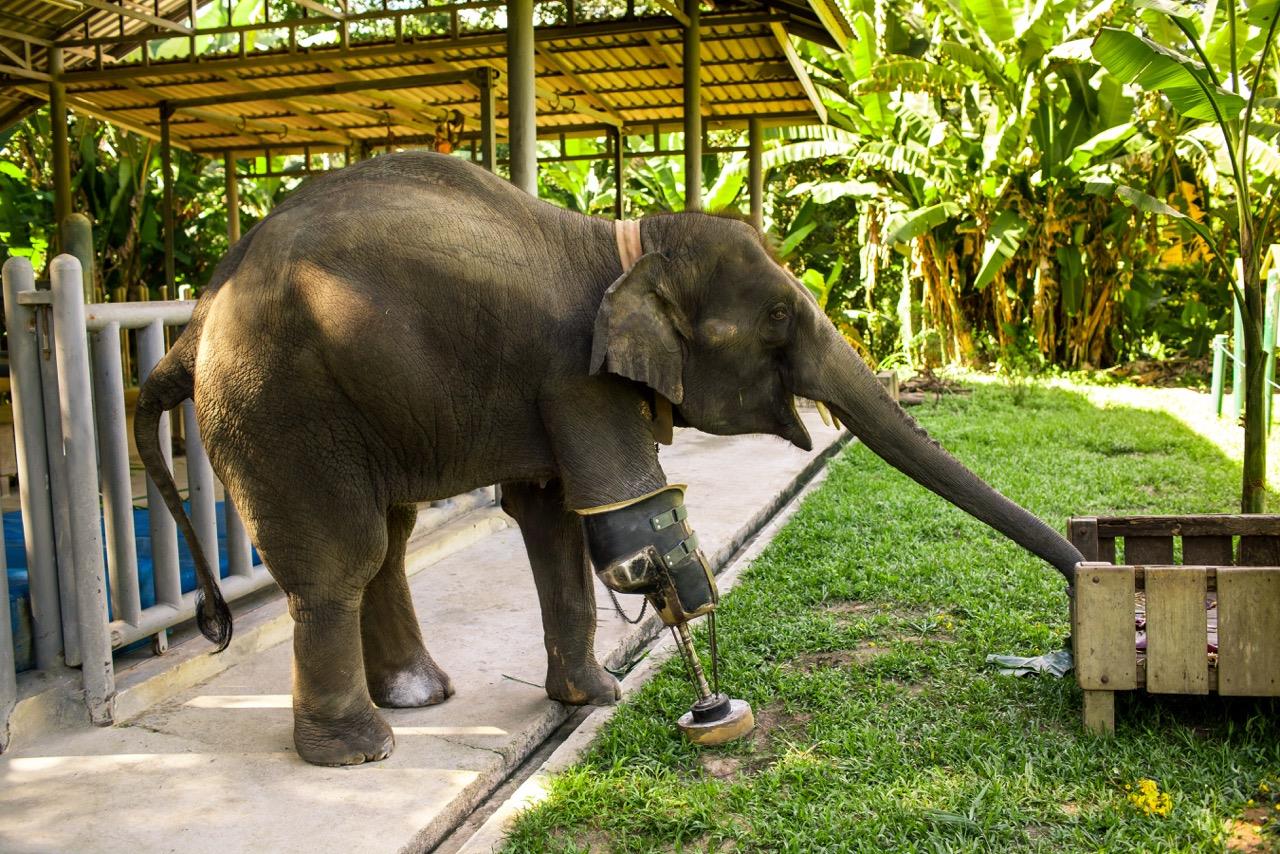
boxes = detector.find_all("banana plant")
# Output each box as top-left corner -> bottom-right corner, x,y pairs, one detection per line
1092,0 -> 1280,511
784,0 -> 1141,367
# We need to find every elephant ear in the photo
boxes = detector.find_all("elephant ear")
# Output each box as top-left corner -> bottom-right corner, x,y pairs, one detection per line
589,252 -> 690,405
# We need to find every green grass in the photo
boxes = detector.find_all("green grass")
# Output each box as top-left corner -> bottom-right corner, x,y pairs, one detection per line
503,379 -> 1280,853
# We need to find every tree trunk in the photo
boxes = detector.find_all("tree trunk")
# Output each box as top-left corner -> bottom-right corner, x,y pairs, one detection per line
1241,264 -> 1268,512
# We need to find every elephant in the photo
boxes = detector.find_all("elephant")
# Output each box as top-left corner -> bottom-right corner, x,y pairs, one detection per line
135,151 -> 1084,767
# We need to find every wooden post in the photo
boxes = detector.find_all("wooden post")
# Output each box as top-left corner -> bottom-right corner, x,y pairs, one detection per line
1073,562 -> 1137,734
748,117 -> 763,229
506,0 -> 537,194
49,47 -> 72,244
224,152 -> 241,245
160,103 -> 176,291
682,0 -> 701,211
60,213 -> 95,303
478,68 -> 496,173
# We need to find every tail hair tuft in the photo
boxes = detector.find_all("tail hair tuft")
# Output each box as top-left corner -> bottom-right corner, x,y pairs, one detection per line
196,588 -> 234,652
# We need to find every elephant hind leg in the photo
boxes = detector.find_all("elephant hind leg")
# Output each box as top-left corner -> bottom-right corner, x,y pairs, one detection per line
361,503 -> 454,708
501,480 -> 620,706
250,493 -> 395,767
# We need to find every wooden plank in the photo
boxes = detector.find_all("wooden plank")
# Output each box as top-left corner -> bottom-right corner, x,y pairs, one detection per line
1124,535 -> 1174,565
1239,535 -> 1280,566
1096,515 -> 1280,538
1145,567 -> 1209,694
1183,535 -> 1233,566
1068,517 -> 1100,562
1218,567 -> 1280,696
1082,690 -> 1115,734
1073,562 -> 1138,691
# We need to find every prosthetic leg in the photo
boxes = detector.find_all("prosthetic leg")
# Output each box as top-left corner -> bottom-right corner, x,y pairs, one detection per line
580,487 -> 755,745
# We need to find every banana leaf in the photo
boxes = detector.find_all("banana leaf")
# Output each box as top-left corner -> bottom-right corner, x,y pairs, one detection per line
1092,27 -> 1246,122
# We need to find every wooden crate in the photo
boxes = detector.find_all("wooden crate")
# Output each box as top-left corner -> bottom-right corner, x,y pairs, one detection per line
1069,514 -> 1280,733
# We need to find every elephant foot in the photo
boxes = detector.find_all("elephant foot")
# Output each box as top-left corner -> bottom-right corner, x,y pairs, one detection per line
368,656 -> 455,708
294,705 -> 395,767
545,661 -> 621,706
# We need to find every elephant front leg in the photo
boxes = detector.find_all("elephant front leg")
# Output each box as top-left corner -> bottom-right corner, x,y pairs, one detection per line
502,481 -> 621,706
361,503 -> 454,708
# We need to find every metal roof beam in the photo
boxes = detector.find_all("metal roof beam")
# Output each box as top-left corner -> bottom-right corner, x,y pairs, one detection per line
314,63 -> 469,131
56,11 -> 784,82
650,0 -> 690,27
769,23 -> 824,124
0,63 -> 51,83
16,83 -> 160,140
0,25 -> 52,47
640,33 -> 711,117
74,0 -> 194,35
294,93 -> 437,133
165,67 -> 484,110
217,70 -> 357,144
535,47 -> 625,126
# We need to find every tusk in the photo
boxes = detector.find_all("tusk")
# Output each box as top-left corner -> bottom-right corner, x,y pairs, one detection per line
815,400 -> 833,427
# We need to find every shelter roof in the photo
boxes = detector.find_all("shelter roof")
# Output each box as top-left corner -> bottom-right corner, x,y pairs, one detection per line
0,0 -> 849,157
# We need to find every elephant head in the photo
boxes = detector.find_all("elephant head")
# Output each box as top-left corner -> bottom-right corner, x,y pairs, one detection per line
590,212 -> 1083,582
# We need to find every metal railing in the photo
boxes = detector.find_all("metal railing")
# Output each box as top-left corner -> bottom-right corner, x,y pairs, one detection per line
1,254 -> 276,725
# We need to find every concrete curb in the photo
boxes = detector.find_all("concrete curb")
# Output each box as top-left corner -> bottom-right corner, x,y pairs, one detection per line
446,451 -> 841,854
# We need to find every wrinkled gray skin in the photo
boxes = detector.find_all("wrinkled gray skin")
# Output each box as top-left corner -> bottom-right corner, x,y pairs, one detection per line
135,151 -> 1083,767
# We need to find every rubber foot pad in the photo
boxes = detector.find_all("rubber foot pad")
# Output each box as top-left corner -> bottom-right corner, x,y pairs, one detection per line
677,699 -> 754,746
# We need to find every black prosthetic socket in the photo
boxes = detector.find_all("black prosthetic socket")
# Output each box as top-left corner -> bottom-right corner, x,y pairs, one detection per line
579,486 -> 717,626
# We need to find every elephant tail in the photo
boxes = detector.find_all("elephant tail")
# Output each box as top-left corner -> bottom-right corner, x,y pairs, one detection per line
133,337 -> 233,652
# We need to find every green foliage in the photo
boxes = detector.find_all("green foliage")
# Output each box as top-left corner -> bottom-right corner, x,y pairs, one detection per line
759,0 -> 1279,373
0,109 -> 299,298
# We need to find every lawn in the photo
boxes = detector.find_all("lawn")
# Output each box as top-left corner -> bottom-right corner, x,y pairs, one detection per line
502,378 -> 1280,853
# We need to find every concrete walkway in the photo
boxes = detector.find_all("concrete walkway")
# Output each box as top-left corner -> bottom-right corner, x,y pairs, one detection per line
0,413 -> 846,854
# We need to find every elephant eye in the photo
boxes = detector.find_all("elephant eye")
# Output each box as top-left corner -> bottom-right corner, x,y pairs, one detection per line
769,305 -> 789,322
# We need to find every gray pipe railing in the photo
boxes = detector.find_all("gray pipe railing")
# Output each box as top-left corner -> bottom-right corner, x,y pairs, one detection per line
50,256 -> 115,725
2,258 -> 61,673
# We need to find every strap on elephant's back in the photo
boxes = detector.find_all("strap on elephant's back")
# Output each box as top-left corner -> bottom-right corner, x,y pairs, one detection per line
613,218 -> 673,445
615,218 -> 643,271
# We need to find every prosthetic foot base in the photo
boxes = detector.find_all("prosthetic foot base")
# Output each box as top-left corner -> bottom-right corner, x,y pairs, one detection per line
676,696 -> 755,746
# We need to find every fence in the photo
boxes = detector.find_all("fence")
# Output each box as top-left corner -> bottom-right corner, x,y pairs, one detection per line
1,253 -> 495,741
1210,249 -> 1280,427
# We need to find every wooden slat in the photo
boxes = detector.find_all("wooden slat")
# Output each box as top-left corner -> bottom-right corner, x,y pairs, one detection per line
1099,537 -> 1116,564
1069,517 -> 1100,562
1081,690 -> 1115,734
1096,515 -> 1280,538
1125,535 -> 1174,565
1145,567 -> 1209,694
1183,535 -> 1233,566
1217,567 -> 1280,696
1239,535 -> 1280,566
1073,562 -> 1138,691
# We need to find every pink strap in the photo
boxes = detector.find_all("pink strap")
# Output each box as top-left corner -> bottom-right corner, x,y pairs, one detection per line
614,219 -> 643,271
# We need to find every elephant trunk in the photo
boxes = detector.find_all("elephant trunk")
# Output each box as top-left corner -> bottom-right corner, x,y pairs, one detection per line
793,322 -> 1083,582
